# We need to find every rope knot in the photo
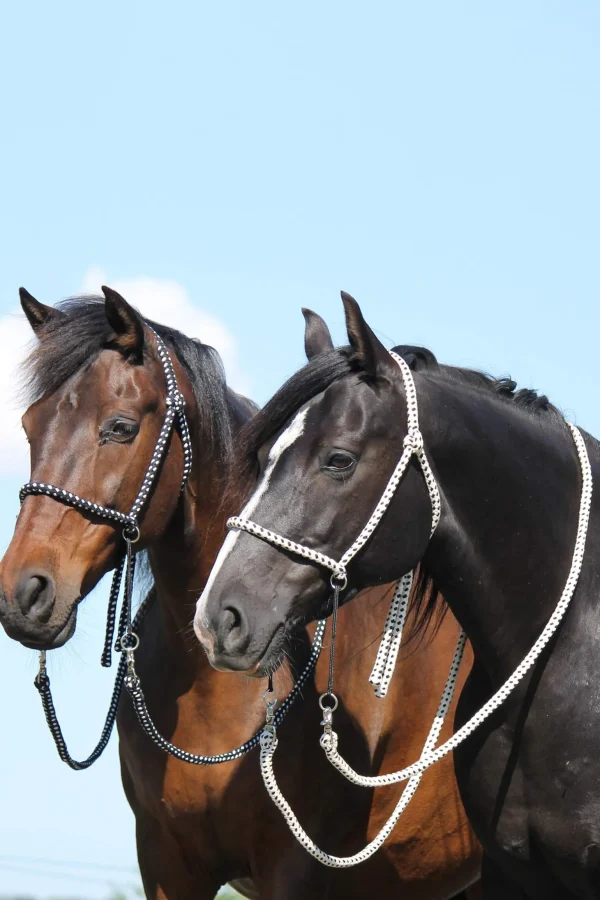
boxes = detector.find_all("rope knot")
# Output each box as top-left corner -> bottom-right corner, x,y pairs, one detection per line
260,730 -> 278,751
330,569 -> 347,590
166,390 -> 186,411
34,672 -> 50,693
403,428 -> 424,453
122,522 -> 140,543
319,730 -> 338,753
124,673 -> 141,692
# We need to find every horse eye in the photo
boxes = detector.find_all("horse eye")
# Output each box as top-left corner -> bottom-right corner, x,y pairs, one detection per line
324,451 -> 356,472
99,417 -> 140,444
113,421 -> 133,435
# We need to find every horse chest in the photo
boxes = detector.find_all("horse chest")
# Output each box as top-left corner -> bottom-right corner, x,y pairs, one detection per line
119,691 -> 254,823
159,754 -> 238,819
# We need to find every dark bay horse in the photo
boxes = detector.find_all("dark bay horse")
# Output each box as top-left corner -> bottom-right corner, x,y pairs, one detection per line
0,289 -> 480,899
197,291 -> 600,899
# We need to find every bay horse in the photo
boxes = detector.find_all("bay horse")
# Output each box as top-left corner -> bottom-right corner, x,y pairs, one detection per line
196,291 -> 600,899
0,288 -> 480,899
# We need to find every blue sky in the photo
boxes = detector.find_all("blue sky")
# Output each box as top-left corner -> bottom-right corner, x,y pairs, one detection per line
1,1 -> 600,897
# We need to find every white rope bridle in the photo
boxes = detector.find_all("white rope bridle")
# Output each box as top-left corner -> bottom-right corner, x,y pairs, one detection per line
227,352 -> 593,867
228,352 -> 441,587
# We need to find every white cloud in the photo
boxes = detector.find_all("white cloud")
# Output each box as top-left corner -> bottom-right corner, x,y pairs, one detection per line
0,270 -> 248,476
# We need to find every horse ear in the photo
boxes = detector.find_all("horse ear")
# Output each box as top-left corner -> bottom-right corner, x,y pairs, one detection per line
302,308 -> 334,360
395,345 -> 438,371
341,291 -> 395,380
19,287 -> 66,335
102,285 -> 144,360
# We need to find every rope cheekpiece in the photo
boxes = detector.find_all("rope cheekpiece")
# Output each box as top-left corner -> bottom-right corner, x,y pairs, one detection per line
226,351 -> 593,867
26,329 -> 327,770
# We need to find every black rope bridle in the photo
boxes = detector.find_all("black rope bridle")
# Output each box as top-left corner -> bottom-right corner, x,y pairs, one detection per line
21,330 -> 192,666
22,329 -> 325,770
22,329 -> 192,769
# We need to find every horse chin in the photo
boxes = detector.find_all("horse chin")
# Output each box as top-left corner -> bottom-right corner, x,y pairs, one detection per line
207,623 -> 287,678
250,625 -> 288,678
237,584 -> 360,676
19,606 -> 78,651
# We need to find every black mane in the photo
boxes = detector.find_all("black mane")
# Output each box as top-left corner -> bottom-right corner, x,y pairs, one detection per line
22,295 -> 248,471
239,343 -> 562,477
235,342 -> 563,645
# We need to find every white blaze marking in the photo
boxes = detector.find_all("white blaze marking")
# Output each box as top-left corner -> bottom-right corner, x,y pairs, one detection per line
194,402 -> 313,632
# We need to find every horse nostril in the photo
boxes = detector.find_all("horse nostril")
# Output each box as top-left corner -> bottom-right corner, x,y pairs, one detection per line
15,572 -> 56,623
223,606 -> 242,634
221,604 -> 249,654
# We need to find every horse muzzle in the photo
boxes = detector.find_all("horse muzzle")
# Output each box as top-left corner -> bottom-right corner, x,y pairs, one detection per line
195,601 -> 285,676
0,570 -> 78,649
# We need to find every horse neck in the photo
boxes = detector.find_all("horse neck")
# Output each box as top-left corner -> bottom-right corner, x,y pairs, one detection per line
420,380 -> 587,681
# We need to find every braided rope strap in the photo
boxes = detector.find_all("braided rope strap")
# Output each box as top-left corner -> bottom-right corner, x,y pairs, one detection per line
101,555 -> 127,667
121,619 -> 327,766
33,593 -> 152,770
368,571 -> 413,699
337,351 -> 441,571
323,423 -> 592,788
259,630 -> 467,866
259,423 -> 591,868
36,597 -> 326,769
223,519 -> 346,581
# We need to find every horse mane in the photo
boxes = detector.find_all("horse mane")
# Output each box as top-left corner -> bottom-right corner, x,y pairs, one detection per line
21,295 -> 248,475
234,342 -> 564,644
